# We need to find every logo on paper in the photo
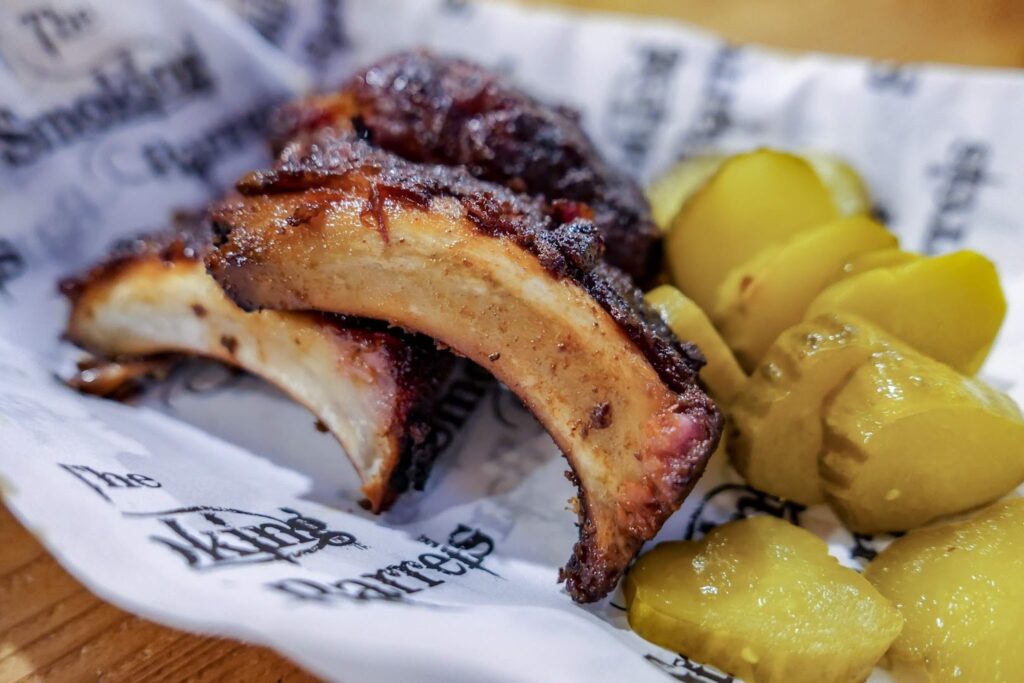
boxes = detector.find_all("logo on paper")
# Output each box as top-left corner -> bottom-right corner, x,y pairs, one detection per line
392,362 -> 493,493
604,44 -> 682,172
94,99 -> 277,187
125,505 -> 363,571
30,187 -> 101,261
675,44 -> 743,156
304,0 -> 349,81
229,0 -> 349,85
645,654 -> 736,683
0,238 -> 25,296
229,0 -> 294,46
440,0 -> 473,15
865,61 -> 919,95
848,532 -> 886,563
268,524 -> 499,604
0,34 -> 216,168
17,3 -> 98,61
683,483 -> 804,541
923,140 -> 992,254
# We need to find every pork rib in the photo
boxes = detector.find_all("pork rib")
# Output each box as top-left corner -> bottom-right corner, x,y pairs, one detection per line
61,222 -> 452,512
206,129 -> 722,601
271,51 -> 661,284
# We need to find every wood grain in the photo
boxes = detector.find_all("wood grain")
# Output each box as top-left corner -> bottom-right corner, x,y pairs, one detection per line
512,0 -> 1024,68
0,506 -> 317,682
3,1 -> 1020,680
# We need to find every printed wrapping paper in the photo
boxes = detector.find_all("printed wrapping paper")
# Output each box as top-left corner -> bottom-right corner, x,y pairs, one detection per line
0,0 -> 1022,681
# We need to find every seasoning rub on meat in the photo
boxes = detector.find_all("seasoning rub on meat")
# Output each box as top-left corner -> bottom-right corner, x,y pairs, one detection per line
207,123 -> 722,602
61,218 -> 452,512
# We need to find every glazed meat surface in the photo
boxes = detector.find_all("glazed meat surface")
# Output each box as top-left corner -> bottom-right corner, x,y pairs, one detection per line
61,220 -> 452,512
207,127 -> 722,602
271,51 -> 661,284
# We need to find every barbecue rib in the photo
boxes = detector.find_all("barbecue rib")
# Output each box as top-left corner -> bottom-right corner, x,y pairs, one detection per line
206,128 -> 722,602
271,51 -> 661,284
61,222 -> 452,512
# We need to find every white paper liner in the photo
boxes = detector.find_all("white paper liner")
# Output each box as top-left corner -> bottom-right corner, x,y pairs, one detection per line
1,1 -> 1022,681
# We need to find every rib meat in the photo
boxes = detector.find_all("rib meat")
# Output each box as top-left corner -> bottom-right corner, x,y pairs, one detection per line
271,51 -> 661,284
61,220 -> 452,512
206,128 -> 722,602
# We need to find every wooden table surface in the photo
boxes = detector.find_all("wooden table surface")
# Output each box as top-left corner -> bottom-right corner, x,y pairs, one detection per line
3,1 -> 1022,681
0,506 -> 316,683
522,0 -> 1024,68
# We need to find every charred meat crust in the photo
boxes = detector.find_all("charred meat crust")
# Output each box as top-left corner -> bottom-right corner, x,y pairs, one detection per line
208,128 -> 723,601
59,211 -> 212,305
372,331 -> 455,507
60,219 -> 454,510
562,379 -> 719,601
224,127 -> 706,399
271,51 -> 661,283
65,355 -> 178,401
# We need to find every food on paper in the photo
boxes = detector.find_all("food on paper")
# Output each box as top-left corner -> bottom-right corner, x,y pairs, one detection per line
646,155 -> 724,230
802,152 -> 872,218
714,215 -> 896,370
729,314 -> 882,505
665,149 -> 841,311
731,311 -> 1024,525
55,51 -> 722,603
821,342 -> 1024,533
625,516 -> 903,683
653,145 -> 1014,535
645,284 -> 745,403
206,121 -> 721,603
62,218 -> 452,512
648,152 -> 870,231
865,499 -> 1024,682
841,247 -> 920,277
51,43 -> 1021,622
807,250 -> 1006,374
273,51 -> 661,284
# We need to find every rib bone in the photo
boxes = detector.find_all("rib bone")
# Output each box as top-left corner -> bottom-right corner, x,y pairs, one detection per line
207,130 -> 722,601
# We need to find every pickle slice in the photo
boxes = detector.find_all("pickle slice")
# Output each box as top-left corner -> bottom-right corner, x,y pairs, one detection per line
647,155 -> 724,230
803,152 -> 872,218
807,250 -> 1006,375
729,314 -> 882,505
665,149 -> 840,312
821,344 -> 1024,533
841,247 -> 920,278
626,516 -> 903,683
645,284 -> 745,404
865,499 -> 1024,682
714,215 -> 896,371
649,152 -> 870,231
